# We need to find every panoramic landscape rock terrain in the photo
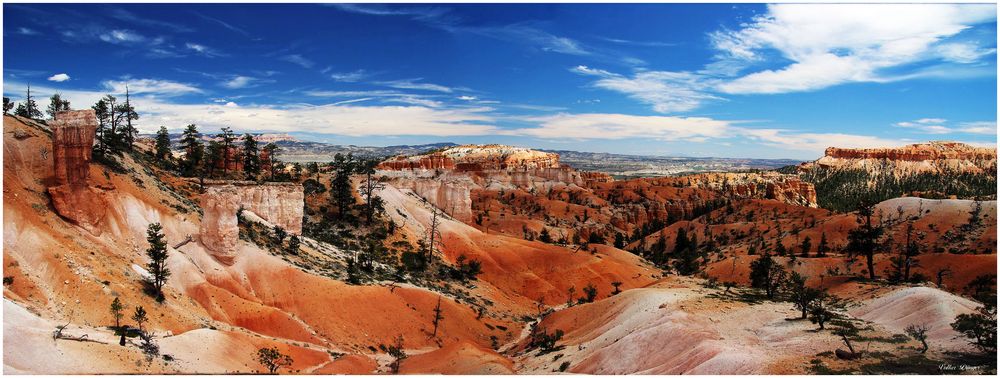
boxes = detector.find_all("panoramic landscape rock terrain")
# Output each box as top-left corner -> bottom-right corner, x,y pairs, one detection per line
3,111 -> 996,374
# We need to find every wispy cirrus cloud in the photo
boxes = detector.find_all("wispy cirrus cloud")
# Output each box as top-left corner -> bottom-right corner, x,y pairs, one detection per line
101,78 -> 202,96
329,69 -> 371,82
280,54 -> 315,68
376,78 -> 456,93
895,118 -> 998,135
185,42 -> 226,57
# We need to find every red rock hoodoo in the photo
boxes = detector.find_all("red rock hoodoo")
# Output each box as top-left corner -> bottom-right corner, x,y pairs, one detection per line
46,110 -> 109,235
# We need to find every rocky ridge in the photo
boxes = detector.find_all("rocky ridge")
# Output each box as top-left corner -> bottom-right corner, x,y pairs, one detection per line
801,141 -> 997,175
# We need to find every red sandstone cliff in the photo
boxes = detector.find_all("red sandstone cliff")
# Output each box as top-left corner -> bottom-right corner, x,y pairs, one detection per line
802,141 -> 997,175
199,181 -> 304,263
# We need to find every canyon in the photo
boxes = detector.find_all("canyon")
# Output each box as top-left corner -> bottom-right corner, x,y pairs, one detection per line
2,114 -> 996,375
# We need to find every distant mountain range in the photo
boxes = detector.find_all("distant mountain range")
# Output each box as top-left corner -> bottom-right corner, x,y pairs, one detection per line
151,133 -> 800,177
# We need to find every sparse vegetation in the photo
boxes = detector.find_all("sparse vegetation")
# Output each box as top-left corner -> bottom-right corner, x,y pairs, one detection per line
256,346 -> 294,374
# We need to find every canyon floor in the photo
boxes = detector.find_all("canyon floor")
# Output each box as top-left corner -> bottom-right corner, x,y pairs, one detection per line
3,114 -> 996,374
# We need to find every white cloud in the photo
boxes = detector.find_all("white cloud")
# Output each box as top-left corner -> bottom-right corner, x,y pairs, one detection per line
377,78 -> 454,93
101,78 -> 202,96
713,4 -> 996,94
959,121 -> 998,135
4,80 -> 498,137
457,95 -> 477,101
100,29 -> 146,44
571,66 -> 721,113
513,113 -> 731,140
17,27 -> 38,36
736,128 -> 912,152
894,118 -> 998,135
936,42 -> 997,64
280,54 -> 314,68
222,76 -> 255,89
330,69 -> 369,82
47,73 -> 71,82
185,42 -> 225,57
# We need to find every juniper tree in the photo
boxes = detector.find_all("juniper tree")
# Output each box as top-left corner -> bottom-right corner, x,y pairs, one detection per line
256,346 -> 293,374
784,271 -> 821,319
145,223 -> 170,300
904,324 -> 930,353
799,236 -> 811,258
2,97 -> 12,115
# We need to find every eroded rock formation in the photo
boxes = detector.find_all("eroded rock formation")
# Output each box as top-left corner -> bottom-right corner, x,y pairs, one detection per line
199,181 -> 303,263
802,141 -> 997,175
46,110 -> 108,235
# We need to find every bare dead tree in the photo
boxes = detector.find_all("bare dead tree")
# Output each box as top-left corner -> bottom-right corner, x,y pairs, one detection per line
431,296 -> 444,338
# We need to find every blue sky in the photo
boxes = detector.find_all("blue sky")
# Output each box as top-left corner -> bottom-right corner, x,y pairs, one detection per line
3,3 -> 997,159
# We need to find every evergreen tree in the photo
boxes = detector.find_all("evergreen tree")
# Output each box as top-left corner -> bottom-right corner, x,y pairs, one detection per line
800,236 -> 811,258
329,153 -> 356,217
154,126 -> 172,161
263,143 -> 279,180
846,200 -> 883,280
145,223 -> 170,300
241,133 -> 260,179
45,93 -> 71,118
100,94 -> 123,154
116,86 -> 139,150
92,98 -> 111,154
16,84 -> 42,119
784,271 -> 821,319
205,140 -> 224,178
614,232 -> 626,249
218,127 -> 236,175
179,124 -> 203,176
750,253 -> 786,299
357,159 -> 385,223
817,232 -> 829,257
109,297 -> 125,330
672,230 -> 701,276
2,97 -> 12,115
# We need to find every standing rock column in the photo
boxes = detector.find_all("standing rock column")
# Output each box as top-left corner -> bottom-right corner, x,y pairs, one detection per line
47,110 -> 107,235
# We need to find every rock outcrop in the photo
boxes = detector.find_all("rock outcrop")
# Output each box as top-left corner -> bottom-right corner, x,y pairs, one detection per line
199,181 -> 303,263
681,172 -> 818,208
802,141 -> 997,175
379,144 -> 561,172
46,110 -> 108,235
50,110 -> 97,186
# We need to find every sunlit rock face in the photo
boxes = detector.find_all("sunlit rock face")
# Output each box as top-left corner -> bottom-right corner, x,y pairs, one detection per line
199,181 -> 303,263
46,110 -> 108,235
800,142 -> 997,176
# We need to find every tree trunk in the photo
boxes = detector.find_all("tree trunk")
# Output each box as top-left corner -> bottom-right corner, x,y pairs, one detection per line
866,253 -> 876,280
